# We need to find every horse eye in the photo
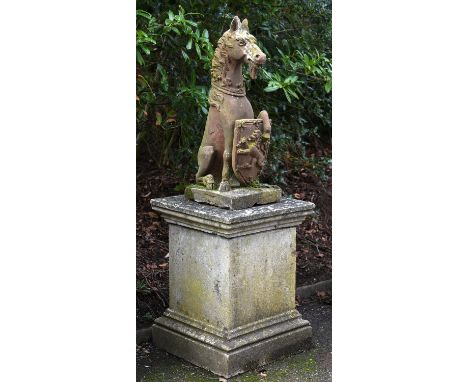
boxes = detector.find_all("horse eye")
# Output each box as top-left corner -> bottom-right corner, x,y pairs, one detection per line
238,39 -> 246,46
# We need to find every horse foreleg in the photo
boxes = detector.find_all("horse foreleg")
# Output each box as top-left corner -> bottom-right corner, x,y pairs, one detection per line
196,145 -> 215,189
218,150 -> 232,192
219,122 -> 234,192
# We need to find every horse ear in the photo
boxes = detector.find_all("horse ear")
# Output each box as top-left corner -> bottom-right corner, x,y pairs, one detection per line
230,16 -> 241,32
241,18 -> 249,32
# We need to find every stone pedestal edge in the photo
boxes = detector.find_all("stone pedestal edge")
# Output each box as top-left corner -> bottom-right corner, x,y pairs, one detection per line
151,196 -> 315,238
152,314 -> 312,378
159,210 -> 312,237
162,308 -> 301,340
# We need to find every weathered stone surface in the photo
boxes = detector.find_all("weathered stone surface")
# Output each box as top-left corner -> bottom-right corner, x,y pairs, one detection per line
151,195 -> 314,225
139,300 -> 331,381
151,195 -> 315,377
232,119 -> 271,185
185,184 -> 282,210
166,225 -> 296,331
258,186 -> 283,204
194,16 -> 271,191
153,316 -> 312,378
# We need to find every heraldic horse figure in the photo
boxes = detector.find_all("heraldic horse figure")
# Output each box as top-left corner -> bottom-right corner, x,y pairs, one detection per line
195,16 -> 271,192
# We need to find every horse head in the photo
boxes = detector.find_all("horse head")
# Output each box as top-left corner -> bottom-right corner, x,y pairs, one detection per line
226,16 -> 266,79
213,16 -> 266,82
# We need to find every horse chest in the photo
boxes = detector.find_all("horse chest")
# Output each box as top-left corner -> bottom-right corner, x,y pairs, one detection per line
221,96 -> 254,122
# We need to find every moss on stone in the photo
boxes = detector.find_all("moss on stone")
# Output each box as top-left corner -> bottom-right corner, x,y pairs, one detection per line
184,184 -> 207,200
247,179 -> 262,189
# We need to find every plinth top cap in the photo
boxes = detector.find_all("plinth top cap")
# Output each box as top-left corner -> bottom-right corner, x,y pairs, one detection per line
151,195 -> 315,225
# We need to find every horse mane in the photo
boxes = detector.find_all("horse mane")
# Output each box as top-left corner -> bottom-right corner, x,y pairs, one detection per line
210,33 -> 233,83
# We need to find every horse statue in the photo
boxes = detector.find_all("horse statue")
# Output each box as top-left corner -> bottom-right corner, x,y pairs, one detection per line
195,16 -> 271,192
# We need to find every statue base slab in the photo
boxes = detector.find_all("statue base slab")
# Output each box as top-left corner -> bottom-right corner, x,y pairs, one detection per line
150,196 -> 315,377
184,184 -> 282,210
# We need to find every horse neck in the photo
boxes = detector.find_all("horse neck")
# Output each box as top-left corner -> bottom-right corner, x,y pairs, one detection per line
226,59 -> 243,85
212,58 -> 246,96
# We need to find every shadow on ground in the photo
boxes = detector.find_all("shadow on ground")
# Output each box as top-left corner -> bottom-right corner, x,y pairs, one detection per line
136,300 -> 331,381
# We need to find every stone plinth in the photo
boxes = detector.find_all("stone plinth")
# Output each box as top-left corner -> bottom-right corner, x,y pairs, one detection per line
185,184 -> 282,210
150,196 -> 315,378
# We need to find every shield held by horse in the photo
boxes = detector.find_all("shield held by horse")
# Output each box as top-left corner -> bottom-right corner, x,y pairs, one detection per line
232,118 -> 271,186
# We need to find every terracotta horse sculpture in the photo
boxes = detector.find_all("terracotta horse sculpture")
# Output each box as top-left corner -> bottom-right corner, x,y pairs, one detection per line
195,16 -> 271,192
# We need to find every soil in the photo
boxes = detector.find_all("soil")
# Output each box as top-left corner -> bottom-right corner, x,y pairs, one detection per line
136,148 -> 331,329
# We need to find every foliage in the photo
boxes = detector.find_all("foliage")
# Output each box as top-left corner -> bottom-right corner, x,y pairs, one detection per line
136,0 -> 331,184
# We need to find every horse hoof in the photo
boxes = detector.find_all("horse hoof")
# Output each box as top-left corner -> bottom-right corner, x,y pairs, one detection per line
218,181 -> 231,192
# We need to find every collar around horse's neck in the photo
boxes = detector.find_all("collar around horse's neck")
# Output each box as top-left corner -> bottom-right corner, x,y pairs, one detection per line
211,82 -> 246,97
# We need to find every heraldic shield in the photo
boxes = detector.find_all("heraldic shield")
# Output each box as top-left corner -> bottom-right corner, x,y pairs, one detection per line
232,118 -> 271,186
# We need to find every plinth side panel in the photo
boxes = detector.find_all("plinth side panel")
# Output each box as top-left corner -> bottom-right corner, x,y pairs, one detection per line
229,228 -> 296,328
169,225 -> 232,330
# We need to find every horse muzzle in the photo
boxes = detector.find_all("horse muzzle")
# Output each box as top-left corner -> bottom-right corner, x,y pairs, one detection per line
247,53 -> 266,79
